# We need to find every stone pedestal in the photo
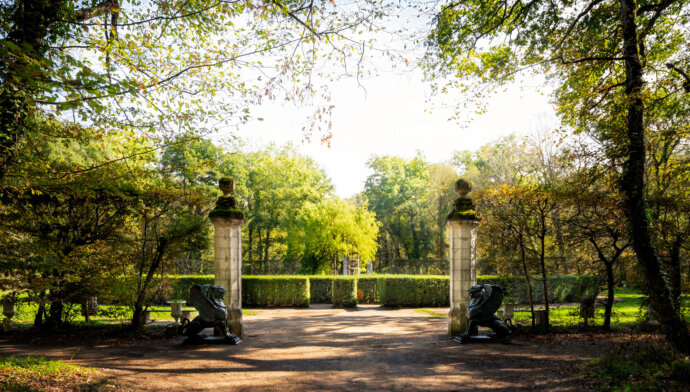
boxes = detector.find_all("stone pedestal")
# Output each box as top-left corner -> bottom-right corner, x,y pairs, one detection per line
447,219 -> 480,336
211,216 -> 244,338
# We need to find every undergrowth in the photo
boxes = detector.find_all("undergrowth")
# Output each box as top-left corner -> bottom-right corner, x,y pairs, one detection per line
584,339 -> 690,391
0,355 -> 121,391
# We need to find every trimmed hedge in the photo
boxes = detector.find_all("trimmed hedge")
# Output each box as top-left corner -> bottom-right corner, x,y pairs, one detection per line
309,277 -> 335,304
308,276 -> 379,304
101,274 -> 599,309
243,276 -> 309,307
332,278 -> 357,308
357,277 -> 379,304
378,276 -> 449,307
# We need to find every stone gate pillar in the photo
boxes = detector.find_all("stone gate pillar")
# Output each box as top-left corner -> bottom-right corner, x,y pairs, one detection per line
209,177 -> 244,338
447,179 -> 480,336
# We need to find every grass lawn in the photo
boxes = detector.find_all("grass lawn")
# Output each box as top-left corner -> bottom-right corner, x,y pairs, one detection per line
413,288 -> 689,330
0,355 -> 119,391
4,301 -> 258,328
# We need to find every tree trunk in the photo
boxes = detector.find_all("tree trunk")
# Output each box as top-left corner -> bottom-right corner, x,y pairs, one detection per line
619,0 -> 690,354
131,238 -> 168,331
0,0 -> 60,181
539,231 -> 550,329
603,261 -> 615,331
552,212 -> 568,274
519,233 -> 536,328
669,236 -> 683,311
46,299 -> 64,329
247,224 -> 254,274
263,228 -> 271,273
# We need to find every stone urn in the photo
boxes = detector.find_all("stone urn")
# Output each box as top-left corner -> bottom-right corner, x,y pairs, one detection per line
454,178 -> 472,197
502,303 -> 516,320
167,301 -> 186,323
2,298 -> 15,319
219,177 -> 235,196
2,297 -> 15,331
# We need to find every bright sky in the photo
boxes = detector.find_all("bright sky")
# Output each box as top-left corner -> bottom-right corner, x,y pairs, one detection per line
211,5 -> 559,199
226,68 -> 557,198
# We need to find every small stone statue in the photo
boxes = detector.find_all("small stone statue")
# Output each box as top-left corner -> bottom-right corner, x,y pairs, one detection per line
180,284 -> 241,345
455,284 -> 513,344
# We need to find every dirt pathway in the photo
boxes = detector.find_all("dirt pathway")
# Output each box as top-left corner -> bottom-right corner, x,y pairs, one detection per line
0,305 -> 605,391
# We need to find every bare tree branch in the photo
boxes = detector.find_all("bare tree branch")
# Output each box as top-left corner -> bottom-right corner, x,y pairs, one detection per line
666,63 -> 690,92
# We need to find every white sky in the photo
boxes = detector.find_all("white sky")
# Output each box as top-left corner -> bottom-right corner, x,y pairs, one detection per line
223,68 -> 557,198
209,5 -> 559,198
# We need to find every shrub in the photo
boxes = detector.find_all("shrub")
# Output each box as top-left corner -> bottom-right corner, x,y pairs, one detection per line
357,277 -> 379,303
332,278 -> 357,308
478,275 -> 600,304
169,275 -> 214,301
243,276 -> 310,307
309,277 -> 334,304
100,273 -> 599,308
378,276 -> 449,307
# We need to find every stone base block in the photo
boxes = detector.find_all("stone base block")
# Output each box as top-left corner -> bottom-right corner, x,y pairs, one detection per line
183,334 -> 241,345
453,335 -> 511,344
228,308 -> 243,338
448,305 -> 467,336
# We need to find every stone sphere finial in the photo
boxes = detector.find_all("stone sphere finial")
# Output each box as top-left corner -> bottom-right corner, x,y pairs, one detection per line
455,179 -> 472,197
219,177 -> 235,197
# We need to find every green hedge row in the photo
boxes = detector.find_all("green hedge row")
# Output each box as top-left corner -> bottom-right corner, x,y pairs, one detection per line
101,274 -> 600,308
244,276 -> 309,307
332,278 -> 357,308
378,276 -> 448,307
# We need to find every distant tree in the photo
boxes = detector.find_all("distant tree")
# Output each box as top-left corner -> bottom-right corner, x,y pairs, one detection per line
220,144 -> 333,273
289,198 -> 379,275
427,162 -> 458,259
363,154 -> 434,269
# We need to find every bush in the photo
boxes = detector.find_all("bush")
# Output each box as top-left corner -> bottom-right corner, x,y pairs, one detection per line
357,277 -> 379,303
378,276 -> 449,307
332,278 -> 357,308
169,275 -> 214,301
309,277 -> 334,304
100,274 -> 599,309
243,276 -> 310,307
478,275 -> 600,304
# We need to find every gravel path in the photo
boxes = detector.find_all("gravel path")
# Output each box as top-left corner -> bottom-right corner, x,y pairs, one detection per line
0,304 -> 605,391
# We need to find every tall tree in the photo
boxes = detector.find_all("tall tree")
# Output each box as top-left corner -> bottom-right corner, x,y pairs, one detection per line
0,1 -> 382,181
426,0 -> 690,353
363,154 -> 434,269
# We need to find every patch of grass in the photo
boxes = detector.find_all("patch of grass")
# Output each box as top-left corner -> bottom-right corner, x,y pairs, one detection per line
584,340 -> 690,391
509,289 -> 658,329
414,309 -> 447,319
0,355 -> 120,391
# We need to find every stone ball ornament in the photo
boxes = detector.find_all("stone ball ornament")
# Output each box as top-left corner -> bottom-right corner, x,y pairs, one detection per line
454,179 -> 472,197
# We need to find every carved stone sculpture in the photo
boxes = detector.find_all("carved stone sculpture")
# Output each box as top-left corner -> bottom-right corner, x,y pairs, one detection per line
180,284 -> 241,345
454,284 -> 512,343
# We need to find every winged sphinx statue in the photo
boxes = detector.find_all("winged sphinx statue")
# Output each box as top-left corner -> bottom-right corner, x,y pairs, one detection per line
456,284 -> 513,343
180,284 -> 240,345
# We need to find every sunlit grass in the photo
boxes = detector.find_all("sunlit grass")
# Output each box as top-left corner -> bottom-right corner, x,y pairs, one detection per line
4,302 -> 258,327
414,309 -> 447,319
0,355 -> 115,391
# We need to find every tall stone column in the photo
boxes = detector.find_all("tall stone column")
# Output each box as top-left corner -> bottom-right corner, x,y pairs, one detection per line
447,179 -> 480,336
209,177 -> 244,338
